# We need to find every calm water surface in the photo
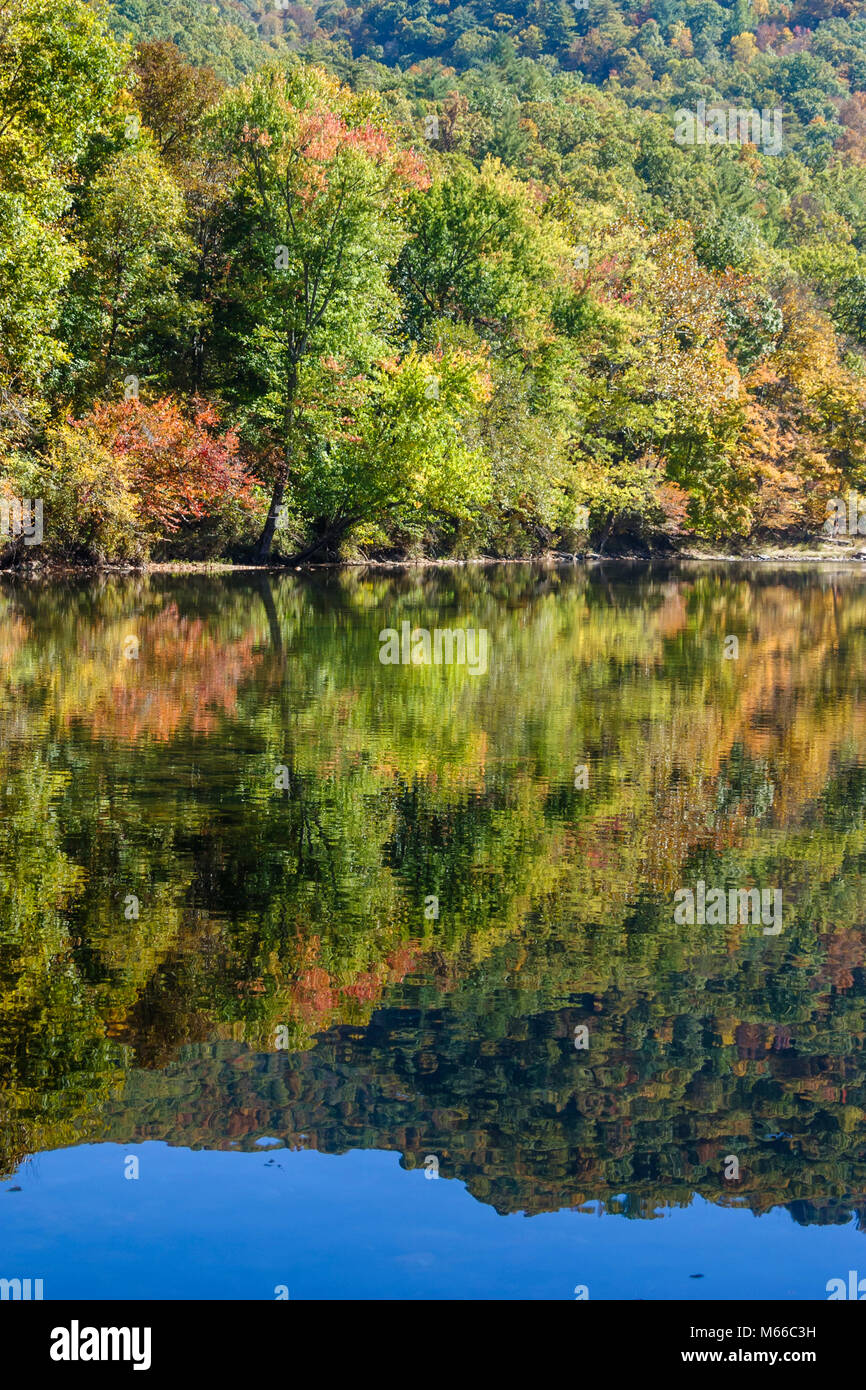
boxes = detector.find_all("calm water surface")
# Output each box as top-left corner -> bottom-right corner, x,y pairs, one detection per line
2,563 -> 866,1299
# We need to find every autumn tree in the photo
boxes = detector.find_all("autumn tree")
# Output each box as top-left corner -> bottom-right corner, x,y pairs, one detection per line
131,40 -> 224,165
213,64 -> 430,560
15,396 -> 262,561
280,348 -> 492,560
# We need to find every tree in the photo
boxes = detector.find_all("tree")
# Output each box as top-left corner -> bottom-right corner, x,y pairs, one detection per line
84,395 -> 262,534
214,63 -> 429,560
395,157 -> 565,352
10,395 -> 262,561
58,143 -> 194,405
0,0 -> 125,408
131,40 -> 224,165
282,347 -> 492,560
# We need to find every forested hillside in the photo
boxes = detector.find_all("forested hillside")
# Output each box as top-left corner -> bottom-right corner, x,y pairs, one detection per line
3,0 -> 866,561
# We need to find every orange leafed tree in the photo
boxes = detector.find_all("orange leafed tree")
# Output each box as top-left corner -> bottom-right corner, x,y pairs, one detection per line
81,397 -> 262,532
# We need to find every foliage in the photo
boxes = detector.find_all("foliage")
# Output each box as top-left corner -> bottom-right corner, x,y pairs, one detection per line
10,417 -> 144,563
7,397 -> 262,562
0,0 -> 126,401
211,62 -> 430,555
5,0 -> 866,559
81,396 -> 262,534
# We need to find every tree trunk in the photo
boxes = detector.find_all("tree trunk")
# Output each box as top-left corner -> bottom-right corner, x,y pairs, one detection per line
287,516 -> 358,565
254,362 -> 297,563
597,512 -> 614,555
253,472 -> 286,562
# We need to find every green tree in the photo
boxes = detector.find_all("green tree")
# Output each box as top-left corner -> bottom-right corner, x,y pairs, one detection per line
214,63 -> 430,559
59,143 -> 194,404
395,157 -> 565,354
0,0 -> 125,411
284,348 -> 492,560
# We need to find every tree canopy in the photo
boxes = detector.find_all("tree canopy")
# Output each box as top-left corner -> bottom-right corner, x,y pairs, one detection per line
3,0 -> 866,560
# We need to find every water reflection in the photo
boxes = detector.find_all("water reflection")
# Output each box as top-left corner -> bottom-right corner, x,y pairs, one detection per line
2,563 -> 866,1235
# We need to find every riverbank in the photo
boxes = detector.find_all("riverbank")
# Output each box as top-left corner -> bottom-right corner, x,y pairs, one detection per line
3,536 -> 866,575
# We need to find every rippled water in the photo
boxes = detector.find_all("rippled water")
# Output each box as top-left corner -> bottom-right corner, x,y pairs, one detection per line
3,562 -> 866,1299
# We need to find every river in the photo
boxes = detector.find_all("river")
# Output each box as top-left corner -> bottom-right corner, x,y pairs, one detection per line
2,562 -> 865,1298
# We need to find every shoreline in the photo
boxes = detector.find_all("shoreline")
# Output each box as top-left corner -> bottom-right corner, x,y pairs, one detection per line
3,541 -> 866,577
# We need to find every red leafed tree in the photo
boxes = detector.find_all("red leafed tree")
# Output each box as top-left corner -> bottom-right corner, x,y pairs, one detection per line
82,396 -> 261,532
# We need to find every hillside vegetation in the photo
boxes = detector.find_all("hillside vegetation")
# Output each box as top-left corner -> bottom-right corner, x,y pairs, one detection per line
3,0 -> 866,561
